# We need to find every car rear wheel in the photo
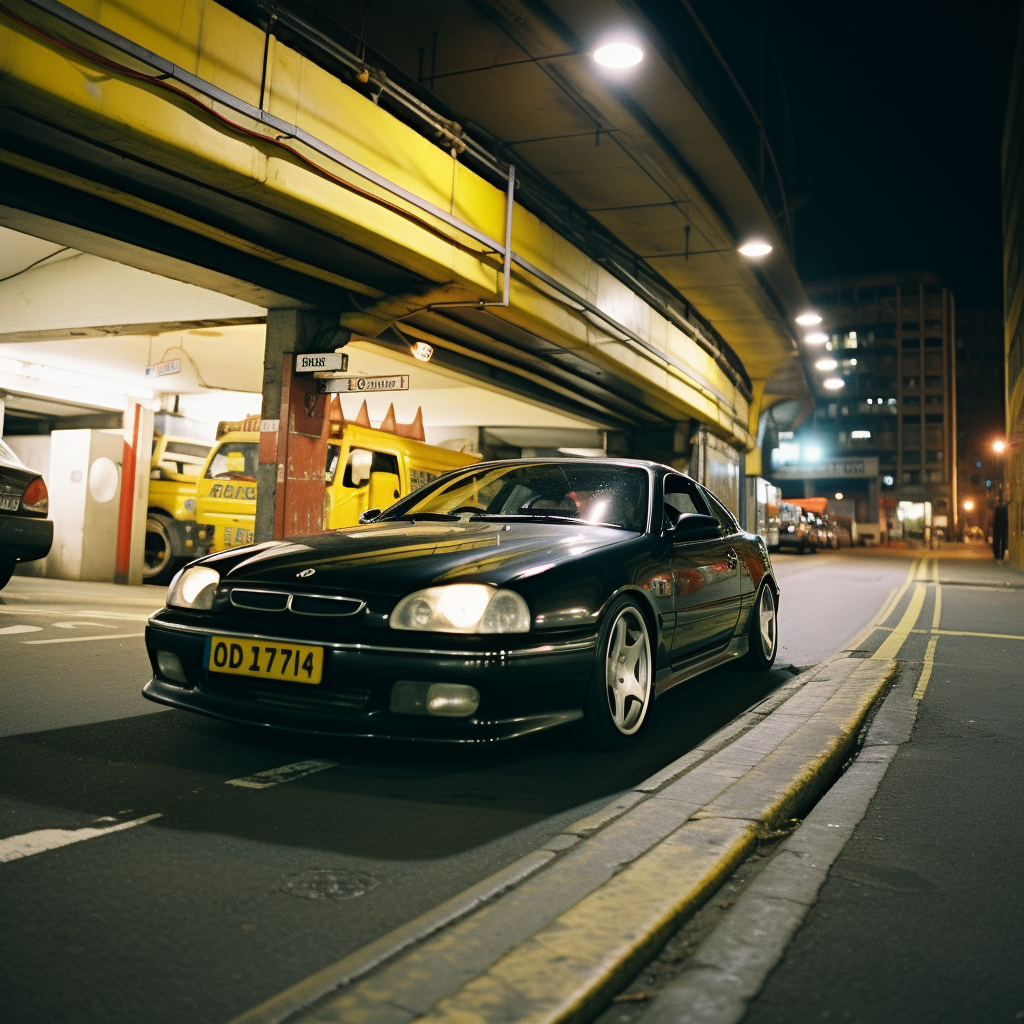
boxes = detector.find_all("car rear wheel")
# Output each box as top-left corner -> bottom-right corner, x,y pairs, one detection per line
0,558 -> 15,591
144,514 -> 178,585
739,582 -> 778,671
580,596 -> 653,750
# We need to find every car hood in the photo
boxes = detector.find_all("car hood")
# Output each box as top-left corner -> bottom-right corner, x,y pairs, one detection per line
219,520 -> 632,596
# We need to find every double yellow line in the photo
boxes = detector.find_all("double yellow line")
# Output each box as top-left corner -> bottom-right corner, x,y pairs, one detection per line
871,558 -> 940,699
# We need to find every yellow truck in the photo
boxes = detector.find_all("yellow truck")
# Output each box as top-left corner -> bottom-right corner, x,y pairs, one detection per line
145,434 -> 214,583
193,421 -> 479,555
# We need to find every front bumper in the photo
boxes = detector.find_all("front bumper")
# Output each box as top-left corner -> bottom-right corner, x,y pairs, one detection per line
143,618 -> 596,742
0,514 -> 53,563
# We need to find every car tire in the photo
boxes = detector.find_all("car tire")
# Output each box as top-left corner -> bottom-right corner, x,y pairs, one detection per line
144,514 -> 179,585
739,582 -> 778,671
580,596 -> 654,750
0,558 -> 15,591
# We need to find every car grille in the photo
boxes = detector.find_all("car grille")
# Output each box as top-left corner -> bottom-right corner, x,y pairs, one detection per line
203,675 -> 373,712
228,587 -> 364,617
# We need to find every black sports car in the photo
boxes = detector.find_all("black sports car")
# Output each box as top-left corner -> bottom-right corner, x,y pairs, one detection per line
143,459 -> 779,747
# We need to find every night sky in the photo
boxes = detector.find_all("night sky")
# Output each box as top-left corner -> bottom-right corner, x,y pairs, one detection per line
698,1 -> 1022,310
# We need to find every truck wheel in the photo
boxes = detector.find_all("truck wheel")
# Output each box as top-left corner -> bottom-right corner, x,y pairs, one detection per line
0,559 -> 15,591
144,514 -> 178,585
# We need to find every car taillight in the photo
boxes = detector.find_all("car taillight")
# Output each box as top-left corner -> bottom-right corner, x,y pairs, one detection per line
21,477 -> 48,514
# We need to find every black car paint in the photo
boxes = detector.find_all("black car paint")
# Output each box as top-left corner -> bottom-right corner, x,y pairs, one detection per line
0,447 -> 53,572
144,460 -> 778,742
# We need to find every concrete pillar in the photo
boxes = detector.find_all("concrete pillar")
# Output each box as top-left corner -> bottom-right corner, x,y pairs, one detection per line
255,309 -> 340,543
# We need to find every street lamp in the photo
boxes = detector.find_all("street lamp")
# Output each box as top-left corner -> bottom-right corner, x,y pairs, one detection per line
593,42 -> 643,67
994,440 -> 1006,453
963,500 -> 974,511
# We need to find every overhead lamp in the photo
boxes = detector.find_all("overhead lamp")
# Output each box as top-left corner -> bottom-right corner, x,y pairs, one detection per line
993,439 -> 1006,453
796,312 -> 822,326
963,500 -> 974,511
737,239 -> 772,258
823,378 -> 845,390
593,42 -> 643,68
805,332 -> 828,344
835,492 -> 844,500
815,358 -> 838,371
410,341 -> 433,362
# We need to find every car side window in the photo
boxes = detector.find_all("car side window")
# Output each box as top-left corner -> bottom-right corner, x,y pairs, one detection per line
703,489 -> 739,534
662,475 -> 709,528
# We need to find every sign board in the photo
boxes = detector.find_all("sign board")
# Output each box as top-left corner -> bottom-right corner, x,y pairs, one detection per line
771,456 -> 879,480
145,358 -> 181,378
295,352 -> 348,373
317,374 -> 410,394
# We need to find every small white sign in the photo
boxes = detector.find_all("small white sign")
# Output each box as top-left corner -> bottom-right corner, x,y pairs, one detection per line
295,352 -> 348,373
145,358 -> 181,378
319,374 -> 410,394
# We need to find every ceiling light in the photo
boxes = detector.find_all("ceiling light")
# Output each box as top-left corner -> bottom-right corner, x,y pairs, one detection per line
410,341 -> 433,362
796,312 -> 822,326
835,492 -> 844,500
815,358 -> 838,371
737,239 -> 772,257
823,378 -> 845,390
805,332 -> 828,344
593,42 -> 643,68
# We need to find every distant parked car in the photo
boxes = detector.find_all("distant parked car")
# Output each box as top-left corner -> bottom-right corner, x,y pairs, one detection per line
776,502 -> 817,553
0,438 -> 53,590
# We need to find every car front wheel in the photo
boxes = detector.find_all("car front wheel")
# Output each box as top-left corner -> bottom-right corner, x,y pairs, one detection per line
580,596 -> 653,750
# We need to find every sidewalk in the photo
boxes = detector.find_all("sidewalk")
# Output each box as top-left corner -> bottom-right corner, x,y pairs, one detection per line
632,552 -> 1024,1024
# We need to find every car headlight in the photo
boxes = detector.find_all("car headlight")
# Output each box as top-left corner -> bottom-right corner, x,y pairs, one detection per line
167,565 -> 220,610
390,584 -> 530,634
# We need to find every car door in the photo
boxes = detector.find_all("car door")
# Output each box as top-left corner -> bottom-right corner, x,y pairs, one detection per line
697,486 -> 745,643
663,476 -> 740,663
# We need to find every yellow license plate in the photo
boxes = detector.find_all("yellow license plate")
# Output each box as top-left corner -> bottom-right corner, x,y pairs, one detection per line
208,636 -> 324,684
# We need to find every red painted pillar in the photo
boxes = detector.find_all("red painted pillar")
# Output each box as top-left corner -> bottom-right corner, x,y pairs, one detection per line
115,400 -> 145,584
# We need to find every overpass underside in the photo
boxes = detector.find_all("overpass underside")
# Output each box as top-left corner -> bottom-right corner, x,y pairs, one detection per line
0,0 -> 806,531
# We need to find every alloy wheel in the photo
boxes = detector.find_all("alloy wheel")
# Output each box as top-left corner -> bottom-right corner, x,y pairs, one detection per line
758,585 -> 777,659
604,606 -> 652,735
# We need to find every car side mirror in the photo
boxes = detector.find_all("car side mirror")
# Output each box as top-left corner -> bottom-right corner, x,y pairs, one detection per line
671,513 -> 721,542
358,508 -> 382,524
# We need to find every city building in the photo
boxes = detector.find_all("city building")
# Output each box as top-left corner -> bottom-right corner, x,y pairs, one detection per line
1004,7 -> 1024,568
769,271 -> 957,543
956,306 -> 1005,538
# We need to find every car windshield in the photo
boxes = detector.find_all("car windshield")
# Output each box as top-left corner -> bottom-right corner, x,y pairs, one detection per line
387,462 -> 649,532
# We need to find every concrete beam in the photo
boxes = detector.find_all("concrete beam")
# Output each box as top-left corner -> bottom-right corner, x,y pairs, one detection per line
0,250 -> 265,342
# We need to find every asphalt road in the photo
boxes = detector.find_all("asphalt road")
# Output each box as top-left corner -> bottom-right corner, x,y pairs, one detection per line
0,552 -> 909,1024
740,551 -> 1024,1024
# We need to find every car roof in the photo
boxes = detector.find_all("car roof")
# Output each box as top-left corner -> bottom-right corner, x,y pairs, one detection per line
445,456 -> 693,479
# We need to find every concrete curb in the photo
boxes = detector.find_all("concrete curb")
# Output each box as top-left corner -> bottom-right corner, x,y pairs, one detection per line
229,655 -> 896,1024
635,663 -> 920,1024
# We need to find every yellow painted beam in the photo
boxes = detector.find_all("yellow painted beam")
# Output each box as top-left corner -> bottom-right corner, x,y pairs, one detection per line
0,0 -> 752,443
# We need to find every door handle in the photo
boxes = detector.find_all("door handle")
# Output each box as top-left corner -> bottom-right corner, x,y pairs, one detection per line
726,548 -> 739,569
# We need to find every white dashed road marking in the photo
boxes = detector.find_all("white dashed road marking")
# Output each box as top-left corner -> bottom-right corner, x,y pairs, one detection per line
22,632 -> 145,645
52,621 -> 117,630
0,625 -> 43,635
0,814 -> 163,864
226,759 -> 341,789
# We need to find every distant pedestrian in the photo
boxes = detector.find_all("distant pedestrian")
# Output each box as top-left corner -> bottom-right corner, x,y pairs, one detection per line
992,502 -> 1009,560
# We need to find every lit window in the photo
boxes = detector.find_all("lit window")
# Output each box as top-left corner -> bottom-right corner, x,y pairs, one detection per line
883,475 -> 895,486
779,431 -> 794,440
867,398 -> 874,405
887,398 -> 897,405
851,430 -> 872,439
